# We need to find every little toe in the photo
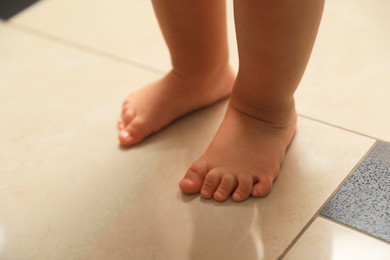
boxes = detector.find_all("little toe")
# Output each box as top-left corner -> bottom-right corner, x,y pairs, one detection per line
251,177 -> 273,197
232,175 -> 253,202
121,98 -> 131,114
200,170 -> 221,199
179,158 -> 209,194
117,120 -> 125,130
121,109 -> 136,126
214,174 -> 238,202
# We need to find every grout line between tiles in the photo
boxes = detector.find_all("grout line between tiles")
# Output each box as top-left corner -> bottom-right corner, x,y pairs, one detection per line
312,140 -> 379,213
319,215 -> 390,245
297,114 -> 382,142
277,211 -> 319,260
278,140 -> 380,259
6,22 -> 166,75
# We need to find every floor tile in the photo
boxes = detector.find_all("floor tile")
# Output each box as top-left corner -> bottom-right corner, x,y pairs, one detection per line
10,0 -> 239,72
296,0 -> 390,141
322,141 -> 390,242
284,217 -> 390,260
10,0 -> 171,71
0,21 -> 376,260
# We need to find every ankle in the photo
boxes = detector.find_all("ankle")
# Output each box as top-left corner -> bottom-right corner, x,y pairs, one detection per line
230,96 -> 296,128
171,59 -> 232,81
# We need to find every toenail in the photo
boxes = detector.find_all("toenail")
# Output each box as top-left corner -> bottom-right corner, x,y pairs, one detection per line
181,178 -> 193,185
214,191 -> 225,200
233,193 -> 242,201
120,130 -> 131,139
201,190 -> 210,197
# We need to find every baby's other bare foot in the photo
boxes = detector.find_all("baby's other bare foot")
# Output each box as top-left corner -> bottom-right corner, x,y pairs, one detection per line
179,101 -> 297,202
118,65 -> 235,146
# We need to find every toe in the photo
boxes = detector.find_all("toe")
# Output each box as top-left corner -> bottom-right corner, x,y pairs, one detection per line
179,158 -> 209,194
214,174 -> 237,202
118,117 -> 150,146
121,109 -> 136,126
200,169 -> 221,199
117,119 -> 125,130
232,175 -> 253,202
251,176 -> 273,197
121,98 -> 131,114
118,130 -> 136,146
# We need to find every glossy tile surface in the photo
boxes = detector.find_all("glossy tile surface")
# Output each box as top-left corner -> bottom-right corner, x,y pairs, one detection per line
296,0 -> 390,141
285,217 -> 390,260
2,0 -> 390,259
322,141 -> 390,242
10,0 -> 171,71
0,23 -> 376,259
10,0 -> 238,72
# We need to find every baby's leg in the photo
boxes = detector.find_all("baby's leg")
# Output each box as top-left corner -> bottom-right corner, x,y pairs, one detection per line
118,0 -> 235,146
180,0 -> 324,202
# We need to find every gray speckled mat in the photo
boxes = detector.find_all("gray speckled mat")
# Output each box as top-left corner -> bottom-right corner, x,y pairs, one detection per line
321,141 -> 390,242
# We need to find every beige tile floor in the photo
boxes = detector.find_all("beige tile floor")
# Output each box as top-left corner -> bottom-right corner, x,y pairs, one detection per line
0,0 -> 389,259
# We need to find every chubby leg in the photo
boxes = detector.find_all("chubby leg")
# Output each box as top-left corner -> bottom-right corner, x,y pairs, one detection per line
118,0 -> 235,145
180,0 -> 324,202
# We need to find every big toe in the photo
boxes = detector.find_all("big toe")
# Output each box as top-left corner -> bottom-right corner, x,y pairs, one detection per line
118,130 -> 137,146
118,119 -> 149,146
179,158 -> 209,194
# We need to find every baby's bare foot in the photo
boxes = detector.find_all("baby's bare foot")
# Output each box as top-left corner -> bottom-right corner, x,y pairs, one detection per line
179,102 -> 297,202
118,65 -> 235,146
